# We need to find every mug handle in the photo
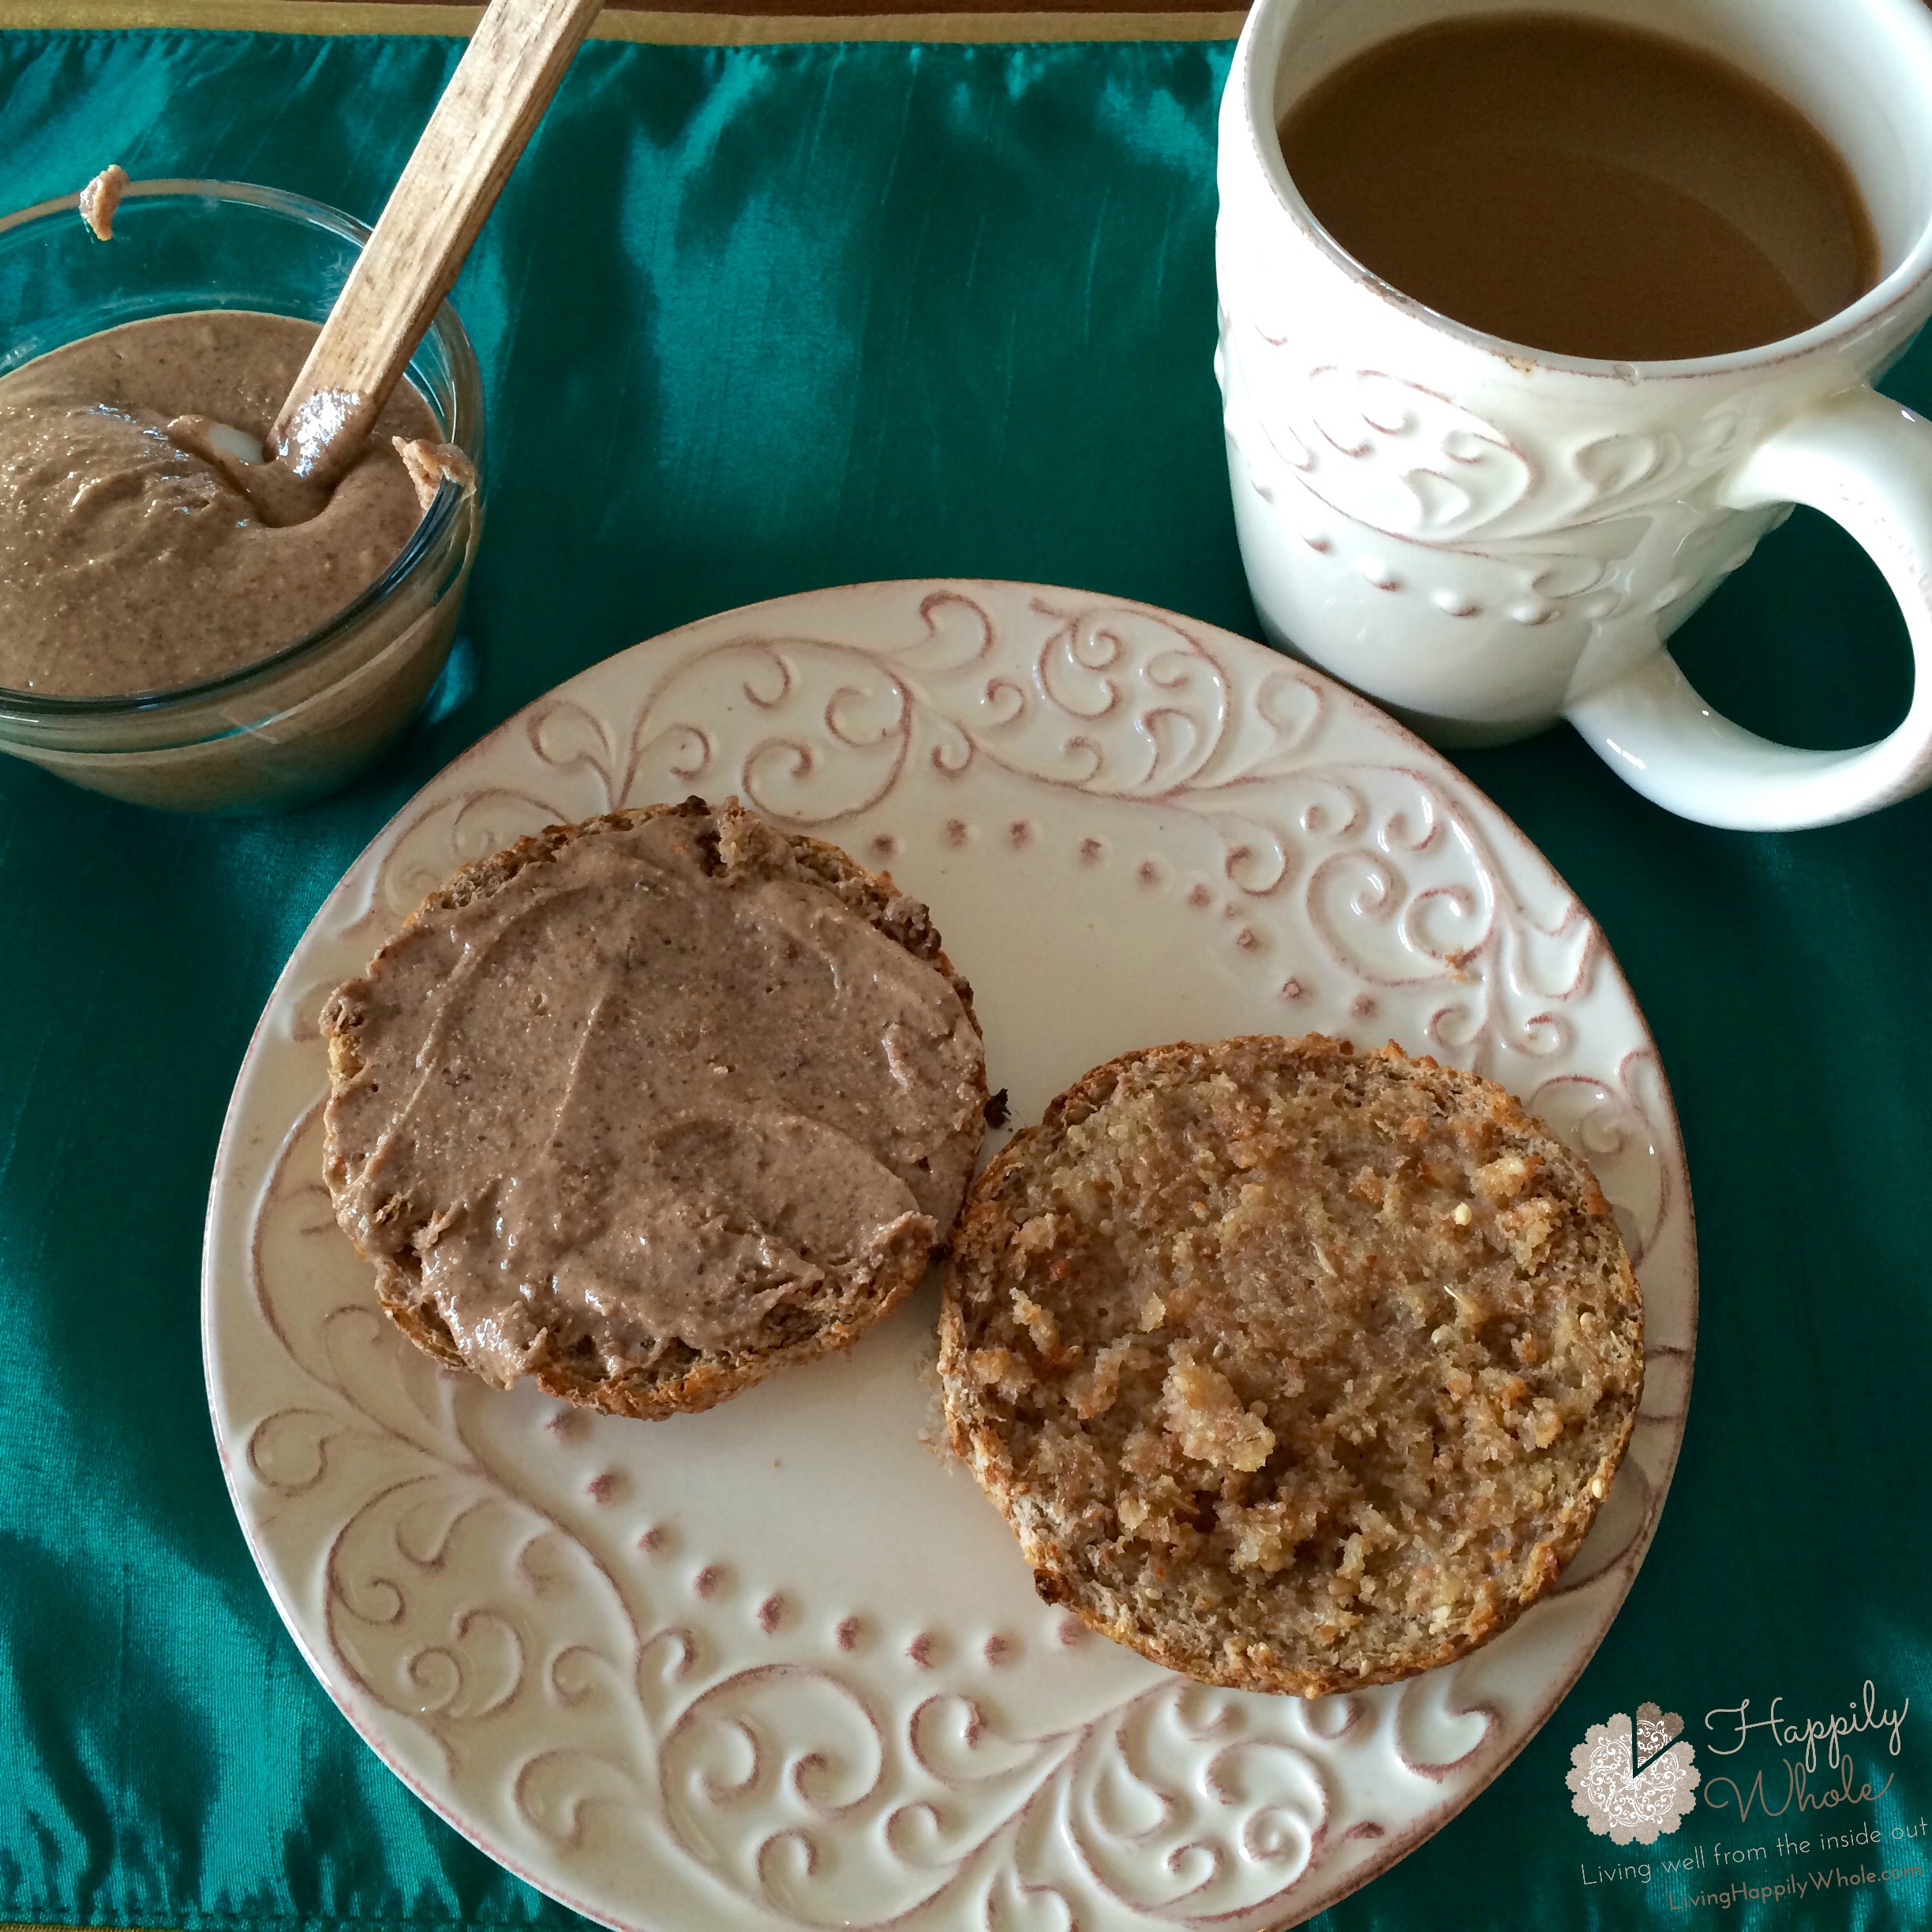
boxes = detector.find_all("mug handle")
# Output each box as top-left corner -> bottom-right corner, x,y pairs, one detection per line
1566,385 -> 1932,831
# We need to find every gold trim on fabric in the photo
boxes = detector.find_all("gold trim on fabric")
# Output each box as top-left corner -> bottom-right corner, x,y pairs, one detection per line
0,0 -> 1244,39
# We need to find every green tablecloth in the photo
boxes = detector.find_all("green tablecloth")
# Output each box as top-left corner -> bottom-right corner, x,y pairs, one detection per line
3,21 -> 1932,1931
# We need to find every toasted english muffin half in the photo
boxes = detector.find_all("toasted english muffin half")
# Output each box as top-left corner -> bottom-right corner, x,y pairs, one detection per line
939,1035 -> 1642,1694
324,796 -> 989,1417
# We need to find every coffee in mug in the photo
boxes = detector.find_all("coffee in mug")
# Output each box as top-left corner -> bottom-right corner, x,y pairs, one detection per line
1215,0 -> 1932,830
1278,15 -> 1880,362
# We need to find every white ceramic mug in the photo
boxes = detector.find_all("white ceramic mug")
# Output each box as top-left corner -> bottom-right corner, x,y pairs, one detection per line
1215,0 -> 1932,830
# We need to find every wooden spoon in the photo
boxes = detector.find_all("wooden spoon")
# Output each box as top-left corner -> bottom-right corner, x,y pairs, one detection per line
264,0 -> 605,500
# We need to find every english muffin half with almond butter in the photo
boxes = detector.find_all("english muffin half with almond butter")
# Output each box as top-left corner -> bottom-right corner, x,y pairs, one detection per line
939,1035 -> 1642,1695
322,796 -> 989,1417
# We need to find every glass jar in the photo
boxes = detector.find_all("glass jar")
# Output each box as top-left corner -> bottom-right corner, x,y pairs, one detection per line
0,178 -> 486,813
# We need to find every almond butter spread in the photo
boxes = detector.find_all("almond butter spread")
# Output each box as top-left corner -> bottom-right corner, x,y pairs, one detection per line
0,309 -> 437,697
322,809 -> 987,1387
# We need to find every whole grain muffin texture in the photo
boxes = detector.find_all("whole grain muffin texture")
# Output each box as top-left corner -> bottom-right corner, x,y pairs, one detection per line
322,796 -> 989,1418
939,1035 -> 1643,1694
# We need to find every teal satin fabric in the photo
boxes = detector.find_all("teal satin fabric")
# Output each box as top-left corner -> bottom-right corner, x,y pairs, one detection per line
2,24 -> 1930,1931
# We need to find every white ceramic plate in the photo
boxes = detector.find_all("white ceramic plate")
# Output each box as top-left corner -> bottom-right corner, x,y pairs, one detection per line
204,580 -> 1694,1932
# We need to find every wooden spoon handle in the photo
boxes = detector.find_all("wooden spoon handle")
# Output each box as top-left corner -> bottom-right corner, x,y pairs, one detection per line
272,0 -> 603,485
